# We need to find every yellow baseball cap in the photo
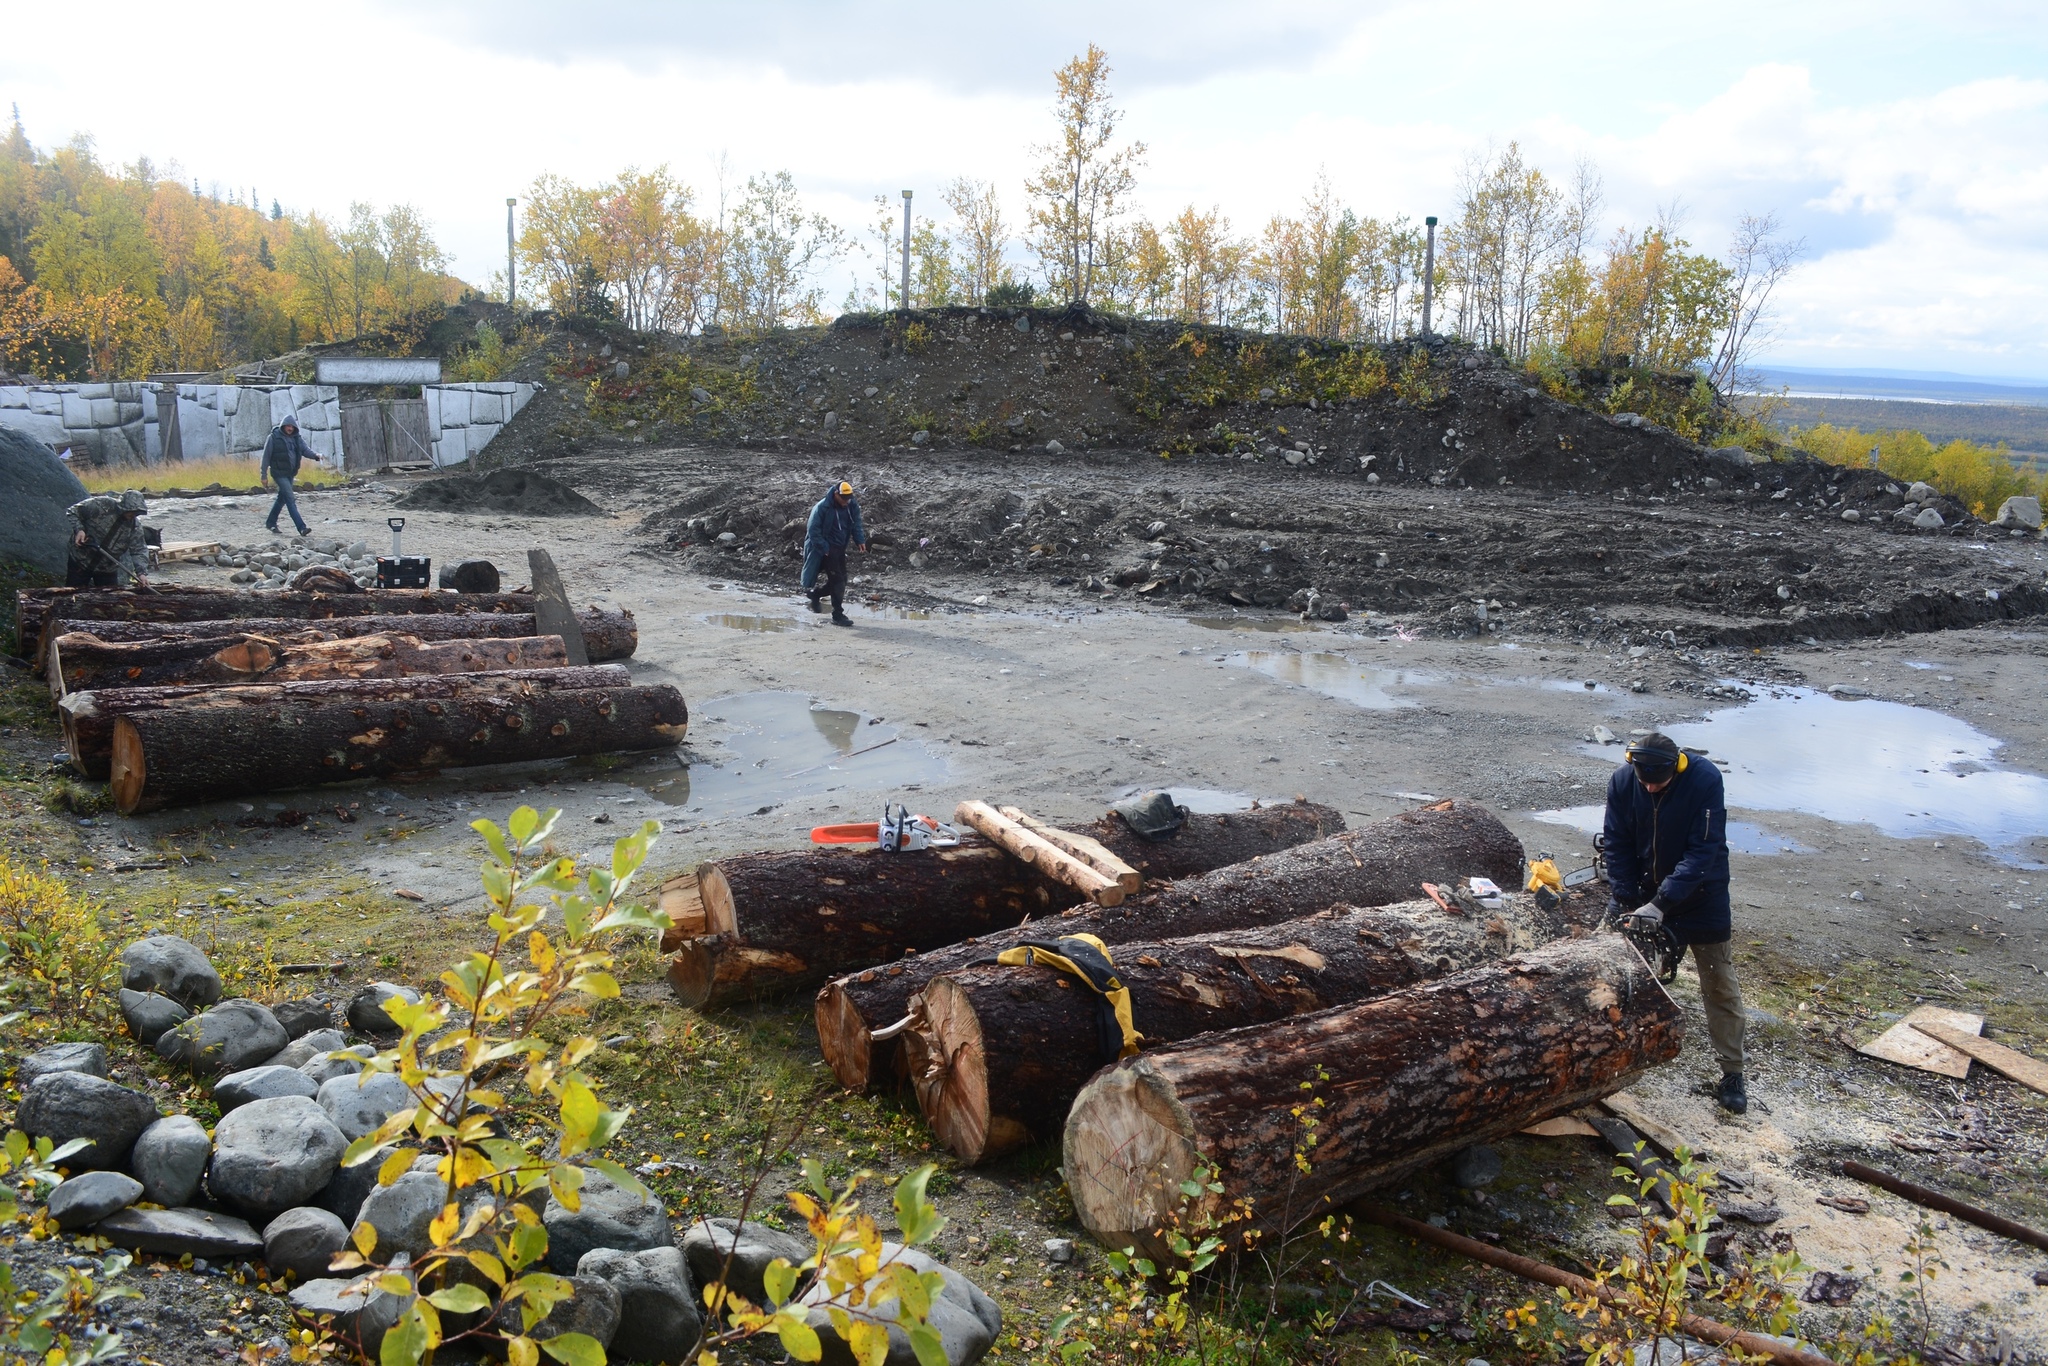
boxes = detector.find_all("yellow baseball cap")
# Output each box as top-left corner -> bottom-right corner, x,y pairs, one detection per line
837,482 -> 853,496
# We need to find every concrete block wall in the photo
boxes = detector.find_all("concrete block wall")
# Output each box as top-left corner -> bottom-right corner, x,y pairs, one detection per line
426,382 -> 534,466
0,383 -> 342,467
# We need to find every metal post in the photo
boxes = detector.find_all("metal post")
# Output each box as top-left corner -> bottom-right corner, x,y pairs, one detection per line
901,190 -> 913,312
506,198 -> 517,308
1421,215 -> 1437,337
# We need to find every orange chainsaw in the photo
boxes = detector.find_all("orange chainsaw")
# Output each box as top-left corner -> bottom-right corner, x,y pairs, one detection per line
810,804 -> 961,852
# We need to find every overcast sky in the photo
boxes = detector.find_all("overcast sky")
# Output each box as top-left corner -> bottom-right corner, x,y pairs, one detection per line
6,1 -> 2044,379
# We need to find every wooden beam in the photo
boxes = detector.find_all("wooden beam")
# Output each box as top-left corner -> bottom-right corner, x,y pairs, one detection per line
954,800 -> 1122,906
997,805 -> 1140,895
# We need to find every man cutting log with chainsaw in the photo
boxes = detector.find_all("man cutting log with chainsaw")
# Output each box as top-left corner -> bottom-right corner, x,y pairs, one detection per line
1602,732 -> 1749,1114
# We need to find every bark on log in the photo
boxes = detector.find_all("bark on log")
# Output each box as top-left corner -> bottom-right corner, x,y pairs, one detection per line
955,801 -> 1123,905
49,630 -> 569,696
1062,934 -> 1682,1261
911,891 -> 1606,1164
663,802 -> 1345,1015
108,681 -> 688,814
19,586 -> 538,664
42,608 -> 639,663
815,800 -> 1520,1093
59,665 -> 633,779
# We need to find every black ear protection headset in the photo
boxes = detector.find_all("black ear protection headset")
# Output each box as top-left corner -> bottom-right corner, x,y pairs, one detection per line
1624,736 -> 1687,777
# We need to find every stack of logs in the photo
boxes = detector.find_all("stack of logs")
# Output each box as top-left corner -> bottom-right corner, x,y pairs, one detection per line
17,584 -> 687,814
654,793 -> 1682,1255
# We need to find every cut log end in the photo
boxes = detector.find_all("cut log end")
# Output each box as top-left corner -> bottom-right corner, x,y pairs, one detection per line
1062,1061 -> 1199,1254
699,864 -> 737,936
909,976 -> 1006,1165
666,943 -> 717,1010
665,936 -> 808,1011
109,718 -> 148,814
815,983 -> 877,1092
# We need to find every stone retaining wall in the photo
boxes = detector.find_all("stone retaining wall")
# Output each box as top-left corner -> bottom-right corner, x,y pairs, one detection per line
426,382 -> 535,467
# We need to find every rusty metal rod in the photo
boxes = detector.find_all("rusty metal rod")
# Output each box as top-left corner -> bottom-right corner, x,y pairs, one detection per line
1352,1202 -> 1836,1366
1841,1159 -> 2048,1252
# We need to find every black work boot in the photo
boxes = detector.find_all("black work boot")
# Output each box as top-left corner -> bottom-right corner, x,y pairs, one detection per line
831,608 -> 853,627
806,594 -> 825,614
1716,1072 -> 1748,1115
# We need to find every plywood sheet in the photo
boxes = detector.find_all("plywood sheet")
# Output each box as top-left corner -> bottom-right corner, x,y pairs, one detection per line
1912,1020 -> 2048,1096
1859,1005 -> 1983,1078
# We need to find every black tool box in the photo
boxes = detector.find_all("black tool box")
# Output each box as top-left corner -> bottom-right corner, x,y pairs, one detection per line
376,556 -> 432,589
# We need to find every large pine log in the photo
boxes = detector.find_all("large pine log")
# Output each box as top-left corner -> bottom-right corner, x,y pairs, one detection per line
19,586 -> 537,664
50,630 -> 569,696
59,666 -> 632,779
44,608 -> 640,663
662,802 -> 1346,1015
814,800 -> 1522,1093
911,890 -> 1607,1164
1063,935 -> 1682,1261
108,681 -> 687,813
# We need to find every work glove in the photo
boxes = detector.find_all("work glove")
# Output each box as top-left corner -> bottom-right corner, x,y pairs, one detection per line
1624,902 -> 1665,929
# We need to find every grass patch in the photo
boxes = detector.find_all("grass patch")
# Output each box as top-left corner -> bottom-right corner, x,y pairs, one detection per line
77,454 -> 346,495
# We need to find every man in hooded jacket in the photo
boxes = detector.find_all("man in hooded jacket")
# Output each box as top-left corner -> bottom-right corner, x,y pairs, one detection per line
261,415 -> 325,536
65,489 -> 151,586
801,480 -> 865,626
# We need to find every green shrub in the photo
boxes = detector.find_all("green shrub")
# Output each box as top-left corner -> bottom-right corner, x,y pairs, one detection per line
985,282 -> 1036,307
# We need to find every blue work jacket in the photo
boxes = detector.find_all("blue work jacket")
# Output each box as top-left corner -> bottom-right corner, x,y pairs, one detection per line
1601,756 -> 1733,945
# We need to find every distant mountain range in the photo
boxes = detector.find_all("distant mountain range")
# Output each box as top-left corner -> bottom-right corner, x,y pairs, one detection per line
1751,367 -> 2048,407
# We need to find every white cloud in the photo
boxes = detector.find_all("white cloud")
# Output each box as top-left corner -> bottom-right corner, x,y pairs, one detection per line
1,0 -> 2042,375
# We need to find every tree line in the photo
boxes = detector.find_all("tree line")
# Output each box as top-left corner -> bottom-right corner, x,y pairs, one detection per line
0,108 -> 463,381
518,46 -> 1799,395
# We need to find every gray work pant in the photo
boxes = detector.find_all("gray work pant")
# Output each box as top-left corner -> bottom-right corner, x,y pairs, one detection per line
1690,939 -> 1747,1075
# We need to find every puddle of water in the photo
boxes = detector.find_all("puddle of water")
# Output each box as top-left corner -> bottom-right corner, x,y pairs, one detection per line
1904,661 -> 1943,670
845,602 -> 934,621
1541,678 -> 1614,693
615,691 -> 946,818
1187,614 -> 1320,634
1530,805 -> 1811,855
1228,651 -> 1427,709
703,613 -> 797,633
1662,687 -> 2048,860
1110,785 -> 1262,814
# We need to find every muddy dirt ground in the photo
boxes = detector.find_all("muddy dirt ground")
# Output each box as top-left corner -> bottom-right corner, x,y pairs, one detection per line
7,439 -> 2048,1363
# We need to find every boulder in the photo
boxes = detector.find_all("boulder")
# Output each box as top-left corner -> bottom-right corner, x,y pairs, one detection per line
273,999 -> 334,1039
317,1070 -> 414,1142
543,1168 -> 673,1273
131,1115 -> 212,1207
47,1170 -> 143,1229
15,1071 -> 159,1170
208,1095 -> 346,1214
351,1170 -> 447,1261
0,424 -> 89,575
18,1041 -> 109,1085
266,1027 -> 348,1071
264,1206 -> 351,1281
1450,1144 -> 1503,1189
346,982 -> 422,1035
1913,507 -> 1945,530
98,1206 -> 264,1260
118,989 -> 189,1046
683,1217 -> 810,1304
215,1064 -> 322,1110
1907,481 -> 1937,502
437,559 -> 501,593
315,1146 -> 391,1225
579,1246 -> 700,1363
798,1243 -> 1000,1366
157,999 -> 288,1079
289,1273 -> 410,1358
532,1275 -> 621,1350
1995,495 -> 2042,530
300,1042 -> 374,1085
119,934 -> 221,1009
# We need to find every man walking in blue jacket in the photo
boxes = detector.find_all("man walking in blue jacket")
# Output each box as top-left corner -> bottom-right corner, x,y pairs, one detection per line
1602,732 -> 1749,1113
261,415 -> 325,537
801,480 -> 865,627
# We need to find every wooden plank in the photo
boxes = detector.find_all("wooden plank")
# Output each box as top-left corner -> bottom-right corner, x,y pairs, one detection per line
996,805 -> 1141,894
1859,1005 -> 1983,1078
954,799 -> 1121,906
528,548 -> 589,667
386,399 -> 434,465
1600,1089 -> 1697,1160
1911,1021 -> 2048,1097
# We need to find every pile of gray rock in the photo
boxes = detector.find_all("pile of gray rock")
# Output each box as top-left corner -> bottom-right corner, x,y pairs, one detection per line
212,538 -> 377,588
17,933 -> 1002,1366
